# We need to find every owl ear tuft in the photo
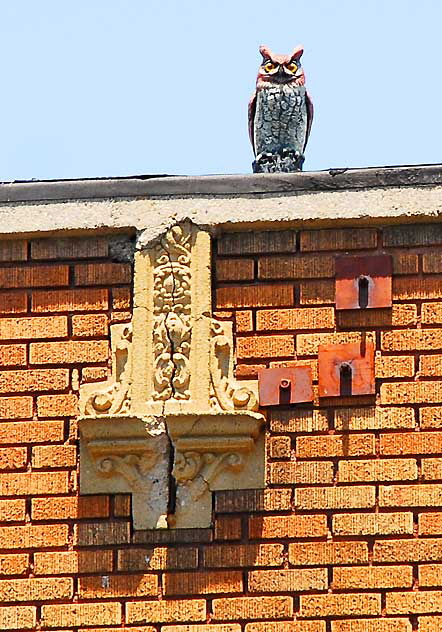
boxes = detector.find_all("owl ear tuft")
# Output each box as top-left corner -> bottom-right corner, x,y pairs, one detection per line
290,45 -> 304,60
259,45 -> 274,60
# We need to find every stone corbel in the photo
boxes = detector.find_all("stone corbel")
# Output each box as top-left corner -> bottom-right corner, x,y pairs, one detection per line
78,221 -> 265,529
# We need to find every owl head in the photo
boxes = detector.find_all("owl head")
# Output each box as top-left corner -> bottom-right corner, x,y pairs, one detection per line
256,45 -> 305,87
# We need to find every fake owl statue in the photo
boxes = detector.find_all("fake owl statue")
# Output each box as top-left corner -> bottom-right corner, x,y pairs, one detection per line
249,45 -> 313,173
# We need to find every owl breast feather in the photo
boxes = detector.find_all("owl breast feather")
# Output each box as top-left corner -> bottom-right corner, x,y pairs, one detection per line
254,84 -> 308,156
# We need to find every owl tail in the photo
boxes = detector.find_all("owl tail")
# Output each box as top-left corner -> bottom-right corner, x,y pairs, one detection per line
253,150 -> 305,173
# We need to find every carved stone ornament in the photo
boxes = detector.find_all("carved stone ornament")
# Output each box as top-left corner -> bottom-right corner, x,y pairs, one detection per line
79,221 -> 265,529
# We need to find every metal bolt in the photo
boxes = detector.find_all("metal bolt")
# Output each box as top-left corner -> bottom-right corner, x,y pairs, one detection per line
280,378 -> 291,389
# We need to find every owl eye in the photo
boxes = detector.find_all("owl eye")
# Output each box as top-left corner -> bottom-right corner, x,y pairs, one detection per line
263,61 -> 276,72
286,62 -> 298,73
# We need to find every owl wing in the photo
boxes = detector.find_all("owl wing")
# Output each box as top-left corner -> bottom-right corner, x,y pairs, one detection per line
248,90 -> 257,154
304,90 -> 314,151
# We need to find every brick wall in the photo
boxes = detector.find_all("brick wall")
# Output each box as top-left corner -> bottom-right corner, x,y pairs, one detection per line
2,224 -> 442,631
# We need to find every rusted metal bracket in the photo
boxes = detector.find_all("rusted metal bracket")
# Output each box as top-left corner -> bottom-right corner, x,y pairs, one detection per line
335,254 -> 392,310
258,366 -> 313,406
318,341 -> 375,398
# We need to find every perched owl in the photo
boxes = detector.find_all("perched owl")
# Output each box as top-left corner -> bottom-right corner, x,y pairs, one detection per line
249,45 -> 313,173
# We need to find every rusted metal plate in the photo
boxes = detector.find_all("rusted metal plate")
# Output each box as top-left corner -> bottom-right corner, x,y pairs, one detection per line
318,341 -> 375,398
258,366 -> 313,406
335,254 -> 392,310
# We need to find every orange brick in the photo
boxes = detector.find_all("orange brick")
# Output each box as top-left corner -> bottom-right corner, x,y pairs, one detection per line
75,521 -> 130,546
217,231 -> 296,255
34,550 -> 113,575
0,447 -> 26,470
72,314 -> 108,337
82,366 -> 108,382
383,329 -> 442,351
393,252 -> 419,274
41,603 -> 122,628
31,445 -> 77,468
333,566 -> 413,589
289,542 -> 368,566
37,394 -> 79,417
270,358 -> 319,380
0,344 -> 26,367
237,335 -> 294,359
0,471 -> 69,496
338,304 -> 418,329
393,277 -> 442,300
215,489 -> 292,513
126,599 -> 206,624
212,596 -> 292,621
79,573 -> 158,598
0,315 -> 67,340
235,310 -> 253,332
112,287 -> 131,310
383,225 -> 442,247
235,363 -> 264,378
111,310 -> 131,323
334,407 -> 415,430
380,431 -> 442,455
32,495 -> 109,520
0,553 -> 29,575
163,627 -> 239,632
30,340 -> 108,364
419,564 -> 442,587
297,331 -> 375,356
118,547 -> 199,571
268,436 -> 291,459
300,593 -> 381,617
32,288 -> 108,313
75,262 -> 131,285
332,620 -> 411,632
217,284 -> 293,309
422,459 -> 442,480
0,265 -> 69,288
44,495 -> 107,524
0,240 -> 27,261
0,396 -> 33,420
258,254 -> 334,279
247,624 -> 325,632
248,568 -> 327,593
0,292 -> 27,315
419,617 -> 442,632
300,279 -> 335,305
248,515 -> 328,539
333,512 -> 413,536
269,461 -> 334,485
381,382 -> 442,405
0,368 -> 69,393
386,591 -> 442,615
31,236 -> 108,260
215,515 -> 242,540
420,355 -> 442,377
203,544 -> 283,568
0,420 -> 63,443
0,576 -> 72,602
373,539 -> 442,563
270,409 -> 328,433
164,570 -> 242,596
216,258 -> 255,281
0,524 -> 68,549
422,303 -> 442,324
296,486 -> 375,510
419,513 -> 442,535
297,434 -> 375,458
0,499 -> 26,522
300,228 -> 377,252
0,605 -> 36,630
257,307 -> 334,331
421,407 -> 442,428
376,354 -> 415,378
380,484 -> 442,507
338,458 -> 417,482
113,494 -> 130,517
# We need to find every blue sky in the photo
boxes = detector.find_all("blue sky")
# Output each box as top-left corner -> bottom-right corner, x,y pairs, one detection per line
1,0 -> 441,180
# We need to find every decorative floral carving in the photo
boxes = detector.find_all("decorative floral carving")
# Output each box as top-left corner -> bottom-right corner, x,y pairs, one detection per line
96,450 -> 159,493
84,324 -> 132,416
210,320 -> 259,412
153,225 -> 192,400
